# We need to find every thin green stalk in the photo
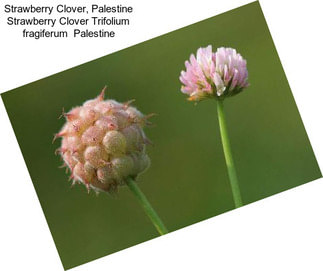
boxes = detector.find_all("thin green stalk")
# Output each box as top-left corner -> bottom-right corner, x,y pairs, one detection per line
126,177 -> 168,235
216,99 -> 243,208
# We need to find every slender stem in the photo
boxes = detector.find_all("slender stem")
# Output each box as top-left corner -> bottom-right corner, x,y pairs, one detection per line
126,177 -> 168,235
216,100 -> 243,208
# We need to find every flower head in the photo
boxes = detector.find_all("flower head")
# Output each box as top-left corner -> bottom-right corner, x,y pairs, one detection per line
180,46 -> 249,101
54,87 -> 152,194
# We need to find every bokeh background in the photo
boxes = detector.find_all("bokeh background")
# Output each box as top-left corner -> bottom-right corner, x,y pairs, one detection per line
1,2 -> 321,269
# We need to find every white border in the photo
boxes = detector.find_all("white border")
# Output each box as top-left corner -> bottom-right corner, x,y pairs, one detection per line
1,1 -> 322,270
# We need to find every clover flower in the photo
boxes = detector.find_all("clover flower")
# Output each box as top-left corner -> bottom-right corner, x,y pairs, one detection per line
179,46 -> 250,208
55,88 -> 152,194
180,46 -> 249,101
54,87 -> 168,235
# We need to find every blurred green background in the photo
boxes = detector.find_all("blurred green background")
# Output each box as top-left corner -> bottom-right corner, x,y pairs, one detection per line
1,2 -> 321,269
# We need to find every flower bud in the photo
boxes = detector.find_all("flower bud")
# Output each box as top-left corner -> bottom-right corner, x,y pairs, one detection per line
55,87 -> 153,193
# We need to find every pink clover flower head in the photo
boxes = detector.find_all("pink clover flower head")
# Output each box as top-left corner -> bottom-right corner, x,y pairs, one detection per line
179,46 -> 249,101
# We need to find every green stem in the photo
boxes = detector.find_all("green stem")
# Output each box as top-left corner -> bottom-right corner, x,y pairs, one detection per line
216,100 -> 243,208
126,177 -> 168,235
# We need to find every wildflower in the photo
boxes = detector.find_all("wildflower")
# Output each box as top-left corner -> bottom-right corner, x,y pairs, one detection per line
180,46 -> 249,101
